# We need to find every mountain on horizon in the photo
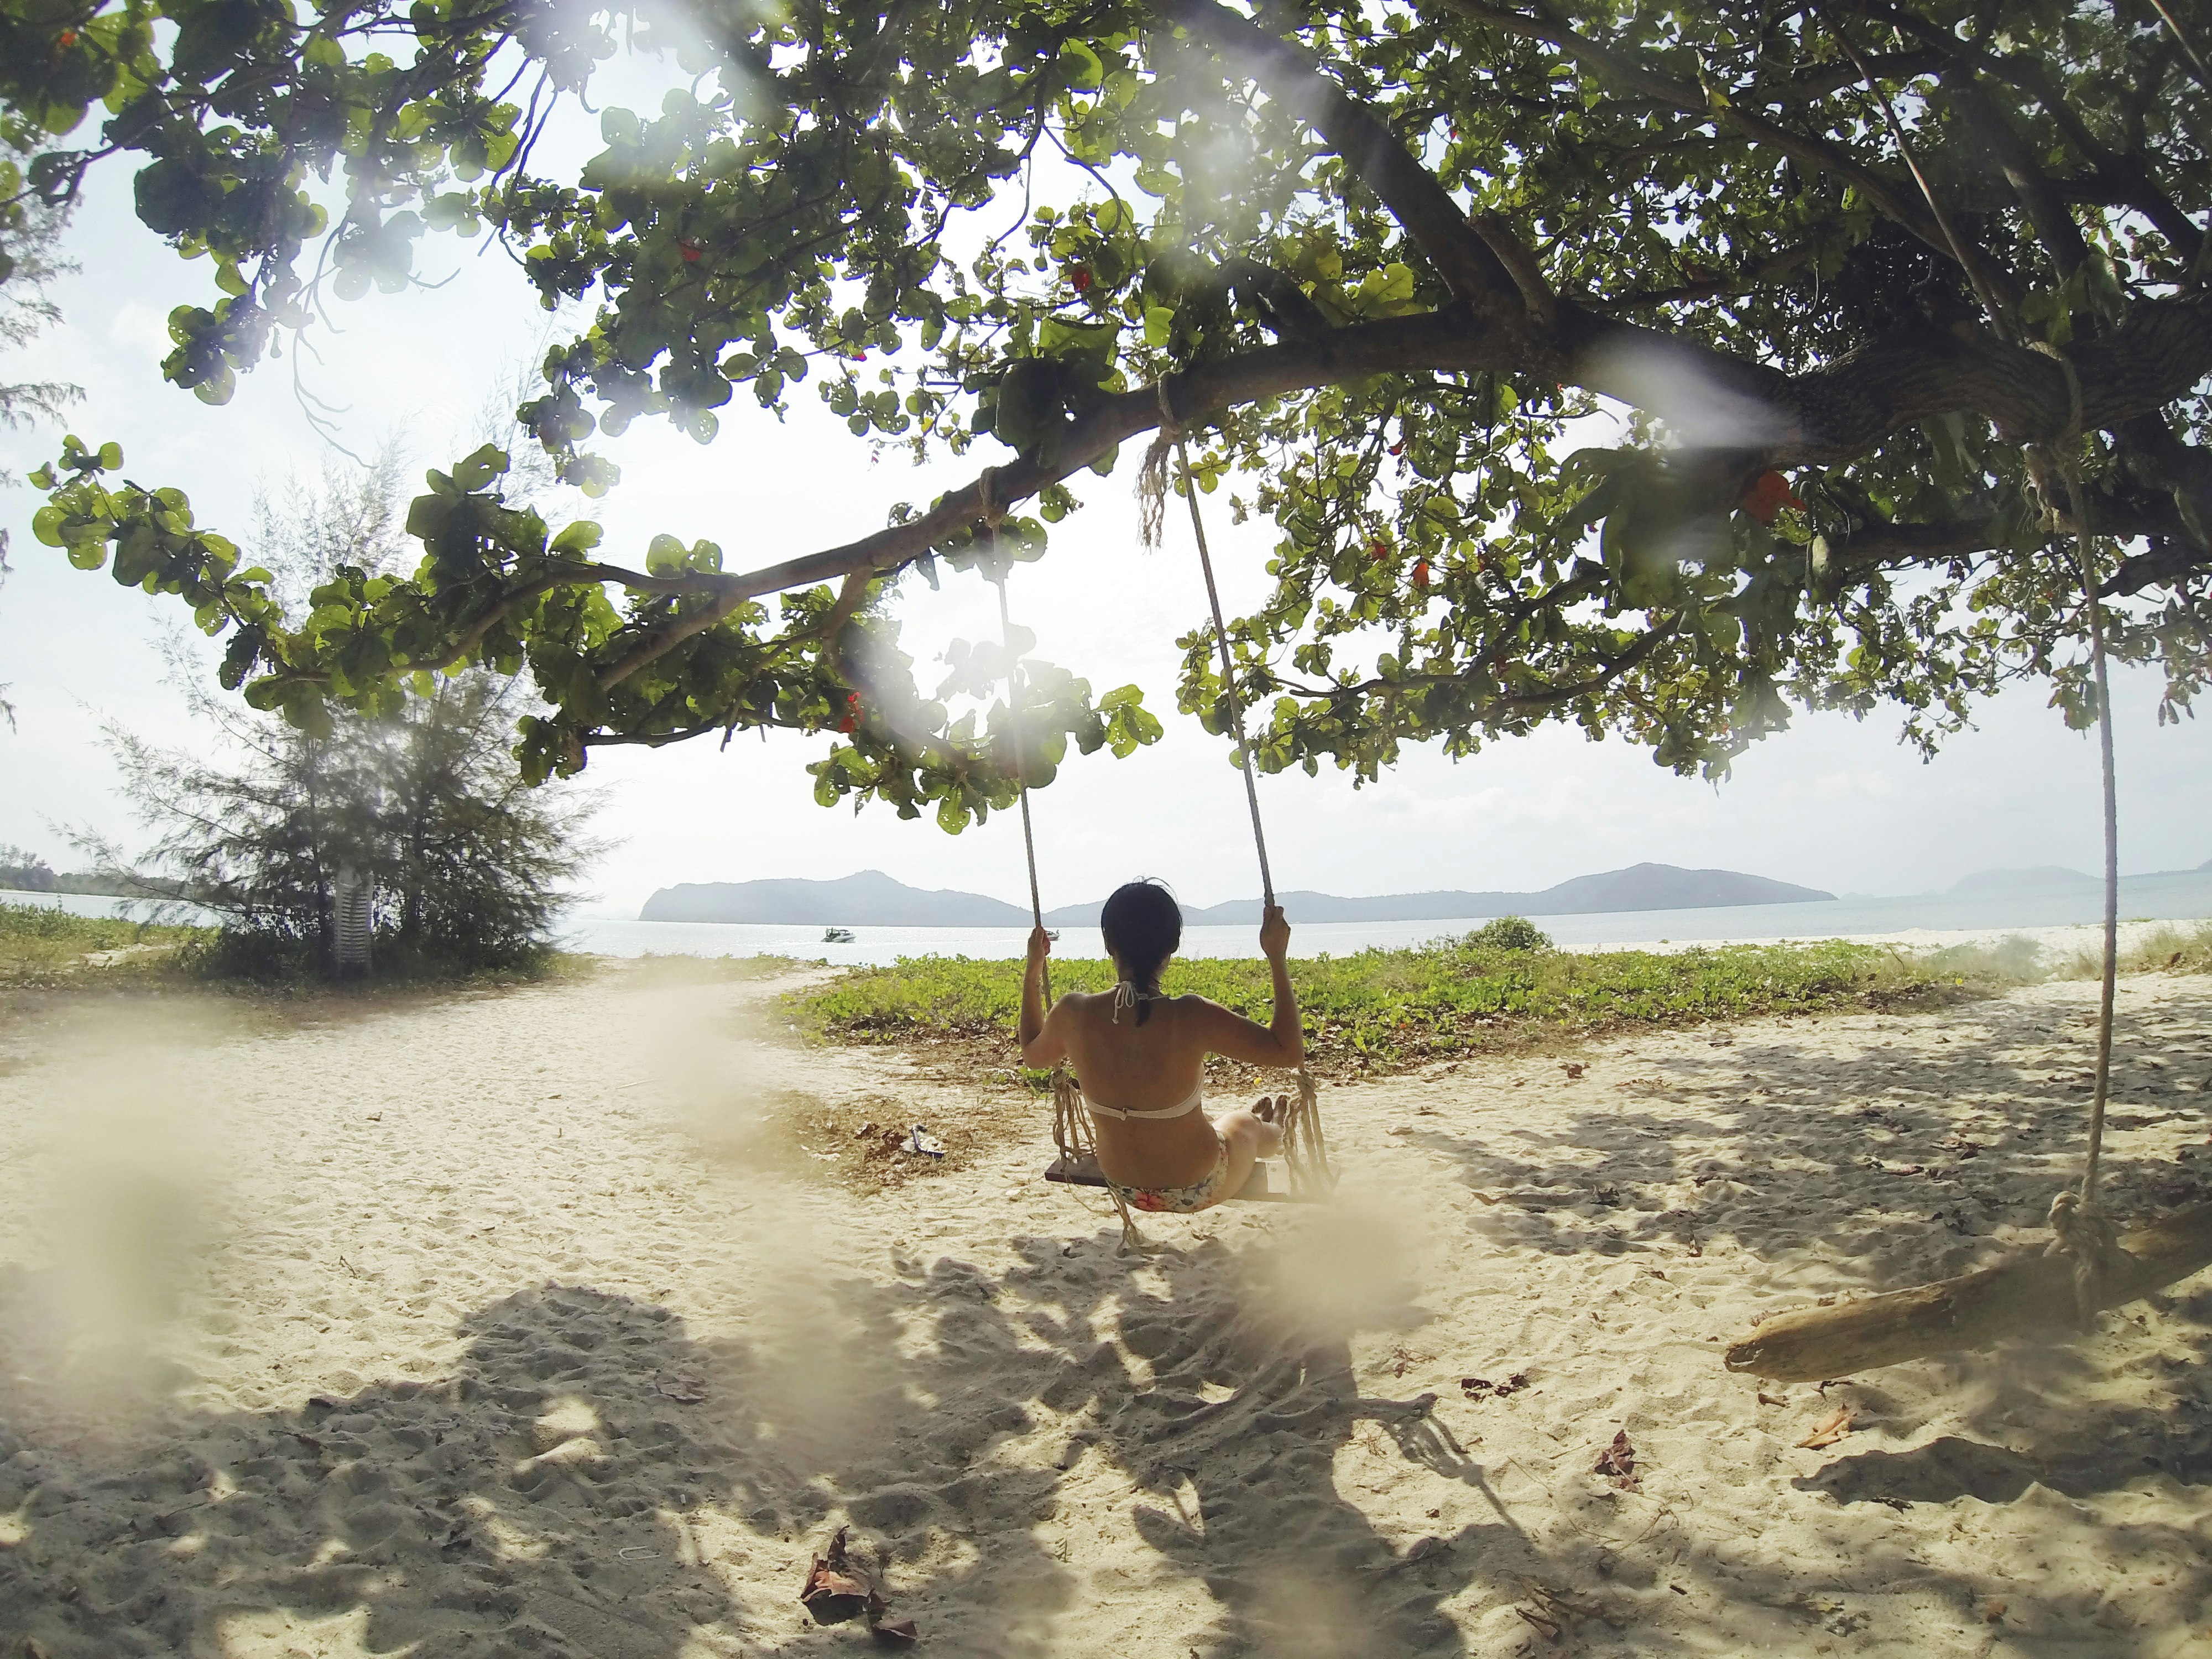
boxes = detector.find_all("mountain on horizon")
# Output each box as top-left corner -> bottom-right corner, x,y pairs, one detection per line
638,862 -> 1834,927
640,869 -> 1032,927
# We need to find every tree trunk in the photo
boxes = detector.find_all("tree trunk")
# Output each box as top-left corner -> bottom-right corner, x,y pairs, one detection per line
1723,1202 -> 2212,1382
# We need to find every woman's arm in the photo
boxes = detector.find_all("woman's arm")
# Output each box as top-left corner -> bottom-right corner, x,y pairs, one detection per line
1019,925 -> 1066,1066
1190,905 -> 1305,1066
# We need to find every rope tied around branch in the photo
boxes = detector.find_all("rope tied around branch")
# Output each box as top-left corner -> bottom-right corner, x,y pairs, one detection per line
1136,377 -> 1184,550
2044,1188 -> 2133,1330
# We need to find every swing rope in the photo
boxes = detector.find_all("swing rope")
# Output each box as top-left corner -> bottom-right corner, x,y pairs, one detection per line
982,469 -> 1148,1253
1833,15 -> 2127,1321
2026,352 -> 2127,1319
1147,380 -> 1333,1198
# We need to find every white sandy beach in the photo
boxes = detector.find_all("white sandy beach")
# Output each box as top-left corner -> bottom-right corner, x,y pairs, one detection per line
1578,919 -> 2194,960
2,957 -> 2209,1657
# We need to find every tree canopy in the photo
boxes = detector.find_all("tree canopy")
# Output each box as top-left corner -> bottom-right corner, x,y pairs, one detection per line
9,0 -> 2212,830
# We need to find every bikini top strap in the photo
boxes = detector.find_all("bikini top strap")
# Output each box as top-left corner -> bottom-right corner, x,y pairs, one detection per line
1110,979 -> 1165,1023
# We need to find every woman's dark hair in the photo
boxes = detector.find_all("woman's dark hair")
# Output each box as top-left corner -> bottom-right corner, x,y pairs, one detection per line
1099,879 -> 1182,1025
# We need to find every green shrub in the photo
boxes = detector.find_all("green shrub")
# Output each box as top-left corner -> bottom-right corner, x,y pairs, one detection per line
1461,915 -> 1552,952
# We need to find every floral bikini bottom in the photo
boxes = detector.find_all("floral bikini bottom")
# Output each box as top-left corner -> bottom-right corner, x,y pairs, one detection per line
1106,1144 -> 1234,1214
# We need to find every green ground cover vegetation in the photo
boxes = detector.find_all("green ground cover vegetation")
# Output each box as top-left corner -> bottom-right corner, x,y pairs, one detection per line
789,922 -> 2058,1082
0,900 -> 608,989
0,901 -> 214,982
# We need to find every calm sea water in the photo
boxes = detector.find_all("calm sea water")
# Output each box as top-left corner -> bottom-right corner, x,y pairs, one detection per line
552,869 -> 2212,967
13,870 -> 2209,968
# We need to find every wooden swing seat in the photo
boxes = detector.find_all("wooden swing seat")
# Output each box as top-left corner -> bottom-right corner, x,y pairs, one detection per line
1042,1153 -> 1324,1205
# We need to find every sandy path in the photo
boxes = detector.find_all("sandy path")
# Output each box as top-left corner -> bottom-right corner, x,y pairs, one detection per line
1,964 -> 2209,1657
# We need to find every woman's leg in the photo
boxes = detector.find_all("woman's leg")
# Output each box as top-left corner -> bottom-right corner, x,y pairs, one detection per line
1211,1099 -> 1285,1201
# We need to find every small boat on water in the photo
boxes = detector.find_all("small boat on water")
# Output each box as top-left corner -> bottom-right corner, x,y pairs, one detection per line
822,926 -> 855,943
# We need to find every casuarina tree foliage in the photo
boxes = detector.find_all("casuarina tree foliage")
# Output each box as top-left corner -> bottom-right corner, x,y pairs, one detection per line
99,669 -> 598,975
9,0 -> 2211,831
81,461 -> 601,976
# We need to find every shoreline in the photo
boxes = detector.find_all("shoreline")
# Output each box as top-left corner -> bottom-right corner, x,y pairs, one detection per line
1574,916 -> 2196,958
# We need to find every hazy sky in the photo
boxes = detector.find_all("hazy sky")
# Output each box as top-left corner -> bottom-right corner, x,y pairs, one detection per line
5,66 -> 2209,915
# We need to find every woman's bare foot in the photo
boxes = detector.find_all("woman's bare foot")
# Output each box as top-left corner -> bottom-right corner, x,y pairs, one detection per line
1253,1094 -> 1280,1124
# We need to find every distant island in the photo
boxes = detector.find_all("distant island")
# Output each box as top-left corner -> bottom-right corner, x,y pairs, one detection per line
643,870 -> 1035,927
639,862 -> 1838,927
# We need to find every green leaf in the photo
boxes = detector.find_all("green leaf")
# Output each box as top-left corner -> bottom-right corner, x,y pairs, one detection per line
1060,39 -> 1105,90
550,520 -> 604,555
450,444 -> 509,492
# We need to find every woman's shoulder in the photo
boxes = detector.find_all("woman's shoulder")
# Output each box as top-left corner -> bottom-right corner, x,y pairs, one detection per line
1159,991 -> 1227,1020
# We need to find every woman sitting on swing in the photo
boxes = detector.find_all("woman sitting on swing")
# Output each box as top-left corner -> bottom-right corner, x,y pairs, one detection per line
1019,879 -> 1303,1214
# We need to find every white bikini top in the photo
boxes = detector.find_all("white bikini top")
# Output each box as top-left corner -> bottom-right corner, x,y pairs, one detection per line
1086,1077 -> 1204,1123
1086,980 -> 1203,1121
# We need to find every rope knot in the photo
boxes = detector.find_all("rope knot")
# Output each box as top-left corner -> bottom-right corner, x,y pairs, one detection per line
1137,378 -> 1186,549
2044,1188 -> 2127,1330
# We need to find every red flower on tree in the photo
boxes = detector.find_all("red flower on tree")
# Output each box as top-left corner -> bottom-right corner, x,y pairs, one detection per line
1071,267 -> 1092,291
677,240 -> 702,262
1740,470 -> 1806,525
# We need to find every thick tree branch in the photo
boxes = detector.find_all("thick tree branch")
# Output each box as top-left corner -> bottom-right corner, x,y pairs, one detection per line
599,312 -> 1509,688
586,283 -> 2212,691
1819,499 -> 2212,593
1563,286 -> 2212,461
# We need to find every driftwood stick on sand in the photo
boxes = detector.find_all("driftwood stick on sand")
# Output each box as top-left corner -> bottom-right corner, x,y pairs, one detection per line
1724,1202 -> 2212,1383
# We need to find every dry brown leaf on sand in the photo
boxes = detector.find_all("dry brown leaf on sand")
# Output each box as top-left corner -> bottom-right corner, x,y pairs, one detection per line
1796,1405 -> 1854,1449
1592,1430 -> 1641,1491
800,1527 -> 875,1625
1519,1581 -> 1610,1640
1514,1604 -> 1562,1640
1460,1372 -> 1530,1401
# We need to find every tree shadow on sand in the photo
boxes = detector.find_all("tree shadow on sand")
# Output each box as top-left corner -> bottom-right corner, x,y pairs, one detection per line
1372,990 -> 2212,1650
5,1199 -> 2209,1657
6,974 -> 2210,1658
0,1217 -> 1582,1659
